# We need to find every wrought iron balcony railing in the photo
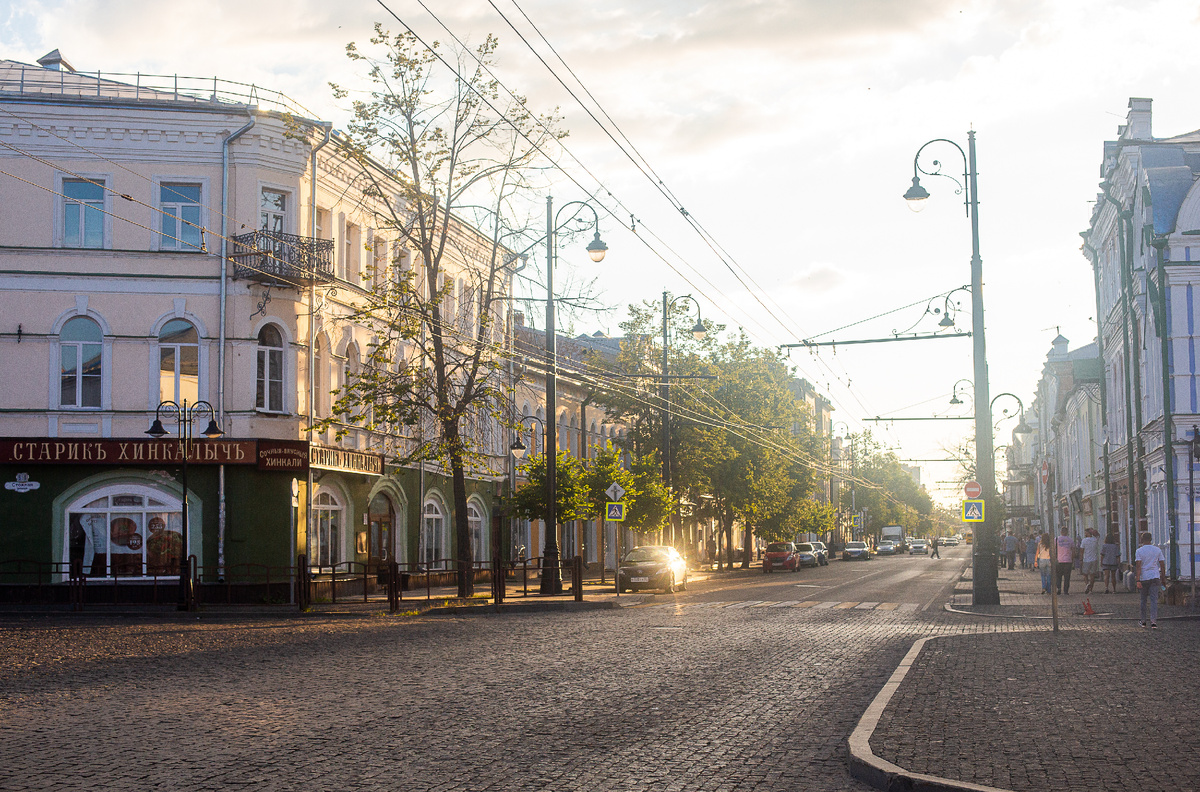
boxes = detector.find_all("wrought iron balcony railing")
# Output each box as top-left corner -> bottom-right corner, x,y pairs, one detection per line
230,231 -> 334,287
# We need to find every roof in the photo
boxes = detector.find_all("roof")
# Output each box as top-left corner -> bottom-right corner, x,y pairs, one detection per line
1143,147 -> 1197,235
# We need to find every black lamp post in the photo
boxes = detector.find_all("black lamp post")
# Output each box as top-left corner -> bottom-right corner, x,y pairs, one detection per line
661,293 -> 706,547
991,392 -> 1033,436
949,378 -> 973,406
146,399 -> 224,610
539,197 -> 607,594
905,130 -> 998,605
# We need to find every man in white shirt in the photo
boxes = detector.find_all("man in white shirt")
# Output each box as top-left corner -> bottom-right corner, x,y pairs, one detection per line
1134,531 -> 1167,628
1080,528 -> 1101,594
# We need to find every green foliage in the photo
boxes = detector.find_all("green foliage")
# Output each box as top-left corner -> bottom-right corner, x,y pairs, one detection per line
624,452 -> 671,533
509,450 -> 588,525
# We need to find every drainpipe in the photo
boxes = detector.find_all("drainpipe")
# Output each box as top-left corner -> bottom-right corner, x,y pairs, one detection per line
1102,185 -> 1143,563
306,122 -> 334,582
1081,236 -> 1113,539
1151,234 -> 1179,579
216,108 -> 255,583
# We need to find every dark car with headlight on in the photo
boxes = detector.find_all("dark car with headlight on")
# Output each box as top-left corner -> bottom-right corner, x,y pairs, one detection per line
842,541 -> 872,561
618,546 -> 688,593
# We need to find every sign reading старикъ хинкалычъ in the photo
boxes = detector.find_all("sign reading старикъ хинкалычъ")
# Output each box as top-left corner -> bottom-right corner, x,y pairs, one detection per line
0,438 -> 309,471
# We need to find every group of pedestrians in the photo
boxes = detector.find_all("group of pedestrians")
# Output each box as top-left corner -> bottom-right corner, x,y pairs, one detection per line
1021,526 -> 1167,627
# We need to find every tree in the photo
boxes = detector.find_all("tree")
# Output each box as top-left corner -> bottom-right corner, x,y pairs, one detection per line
322,28 -> 564,596
509,450 -> 589,527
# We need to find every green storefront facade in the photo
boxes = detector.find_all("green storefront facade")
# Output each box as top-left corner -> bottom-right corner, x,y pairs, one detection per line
0,437 -> 500,603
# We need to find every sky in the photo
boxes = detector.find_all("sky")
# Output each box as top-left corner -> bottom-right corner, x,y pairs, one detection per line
6,0 -> 1200,505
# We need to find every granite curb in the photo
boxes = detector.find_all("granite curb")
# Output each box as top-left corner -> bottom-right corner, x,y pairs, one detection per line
847,634 -> 1016,792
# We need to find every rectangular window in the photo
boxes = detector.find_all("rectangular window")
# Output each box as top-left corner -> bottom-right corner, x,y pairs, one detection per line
257,346 -> 284,412
260,188 -> 287,234
63,179 -> 105,248
160,183 -> 202,250
60,340 -> 102,407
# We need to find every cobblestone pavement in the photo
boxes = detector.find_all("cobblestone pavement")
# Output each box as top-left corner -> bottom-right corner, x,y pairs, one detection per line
0,594 -> 1002,792
871,623 -> 1200,792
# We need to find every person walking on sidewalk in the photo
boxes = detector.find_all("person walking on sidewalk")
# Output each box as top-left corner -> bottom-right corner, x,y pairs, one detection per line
1055,526 -> 1075,595
1081,527 -> 1101,593
1101,529 -> 1121,593
1135,531 -> 1167,628
930,536 -> 940,559
1004,531 -> 1018,570
1026,532 -> 1038,569
1016,534 -> 1027,568
1035,532 -> 1053,594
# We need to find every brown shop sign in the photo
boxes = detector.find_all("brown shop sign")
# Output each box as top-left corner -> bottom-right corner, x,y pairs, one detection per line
0,439 -> 309,472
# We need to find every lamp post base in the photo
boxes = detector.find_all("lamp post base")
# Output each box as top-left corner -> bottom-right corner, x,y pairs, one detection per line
540,549 -> 563,595
972,544 -> 1000,605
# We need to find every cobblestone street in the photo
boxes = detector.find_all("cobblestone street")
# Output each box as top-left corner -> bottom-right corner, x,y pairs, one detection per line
1,598 -> 965,792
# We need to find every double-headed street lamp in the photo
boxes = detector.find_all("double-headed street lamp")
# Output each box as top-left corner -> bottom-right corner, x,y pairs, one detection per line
904,130 -> 999,605
661,293 -> 706,546
537,197 -> 607,594
146,399 -> 224,610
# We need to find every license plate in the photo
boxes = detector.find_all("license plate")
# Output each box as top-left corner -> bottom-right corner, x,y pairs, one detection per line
632,577 -> 649,583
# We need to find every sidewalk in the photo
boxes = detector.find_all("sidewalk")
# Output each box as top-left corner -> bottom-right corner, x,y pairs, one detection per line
852,560 -> 1200,792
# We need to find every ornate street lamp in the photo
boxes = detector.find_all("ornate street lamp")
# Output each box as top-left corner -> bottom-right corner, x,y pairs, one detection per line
904,131 -> 998,605
146,399 -> 224,610
539,197 -> 607,594
661,293 -> 706,547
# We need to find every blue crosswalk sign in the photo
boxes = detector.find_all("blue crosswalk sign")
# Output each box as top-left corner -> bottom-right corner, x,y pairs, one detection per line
962,499 -> 985,522
606,502 -> 626,521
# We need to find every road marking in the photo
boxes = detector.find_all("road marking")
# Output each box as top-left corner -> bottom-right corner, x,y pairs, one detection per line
791,600 -> 821,608
813,601 -> 841,609
897,603 -> 920,613
854,601 -> 881,610
724,600 -> 765,609
767,600 -> 802,607
836,601 -> 860,609
793,584 -> 824,588
876,602 -> 900,611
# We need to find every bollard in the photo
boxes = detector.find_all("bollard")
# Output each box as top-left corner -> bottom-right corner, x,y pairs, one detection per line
574,555 -> 583,602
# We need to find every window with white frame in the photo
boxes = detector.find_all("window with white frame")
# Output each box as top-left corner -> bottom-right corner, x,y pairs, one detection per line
310,490 -> 343,569
158,319 -> 199,403
256,325 -> 285,412
423,499 -> 447,568
260,188 -> 287,234
67,485 -> 184,578
60,316 -> 102,408
468,502 -> 486,563
159,183 -> 203,250
63,179 -> 105,248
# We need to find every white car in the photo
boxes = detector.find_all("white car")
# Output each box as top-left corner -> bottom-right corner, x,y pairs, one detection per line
909,539 -> 929,554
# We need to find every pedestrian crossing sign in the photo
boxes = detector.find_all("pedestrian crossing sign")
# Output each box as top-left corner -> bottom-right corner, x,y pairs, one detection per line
606,502 -> 626,521
851,514 -> 862,529
962,499 -> 985,522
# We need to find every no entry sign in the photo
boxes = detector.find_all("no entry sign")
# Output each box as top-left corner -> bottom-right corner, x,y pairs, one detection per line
964,480 -> 982,499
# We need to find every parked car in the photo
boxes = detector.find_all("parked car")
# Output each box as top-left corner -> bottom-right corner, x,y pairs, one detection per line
763,541 -> 799,573
618,546 -> 688,593
808,541 -> 830,566
792,542 -> 821,568
909,539 -> 929,555
842,541 -> 872,561
876,540 -> 898,556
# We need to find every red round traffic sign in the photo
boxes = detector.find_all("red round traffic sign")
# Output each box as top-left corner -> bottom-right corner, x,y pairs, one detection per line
964,480 -> 982,499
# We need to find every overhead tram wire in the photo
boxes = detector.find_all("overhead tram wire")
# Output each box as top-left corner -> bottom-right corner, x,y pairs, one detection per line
483,2 -> 816,347
392,0 -> 811,359
414,3 -> 880,423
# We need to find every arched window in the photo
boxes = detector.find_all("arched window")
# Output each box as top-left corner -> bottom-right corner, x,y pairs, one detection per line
367,493 -> 394,564
60,316 -> 102,408
158,319 -> 199,403
310,490 -> 343,569
256,325 -> 285,412
468,502 -> 486,563
66,484 -> 184,578
423,498 -> 446,568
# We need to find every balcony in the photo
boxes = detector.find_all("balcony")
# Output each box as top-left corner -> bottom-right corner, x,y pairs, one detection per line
230,231 -> 334,287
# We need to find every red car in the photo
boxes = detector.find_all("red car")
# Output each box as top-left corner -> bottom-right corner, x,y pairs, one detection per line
763,541 -> 800,573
